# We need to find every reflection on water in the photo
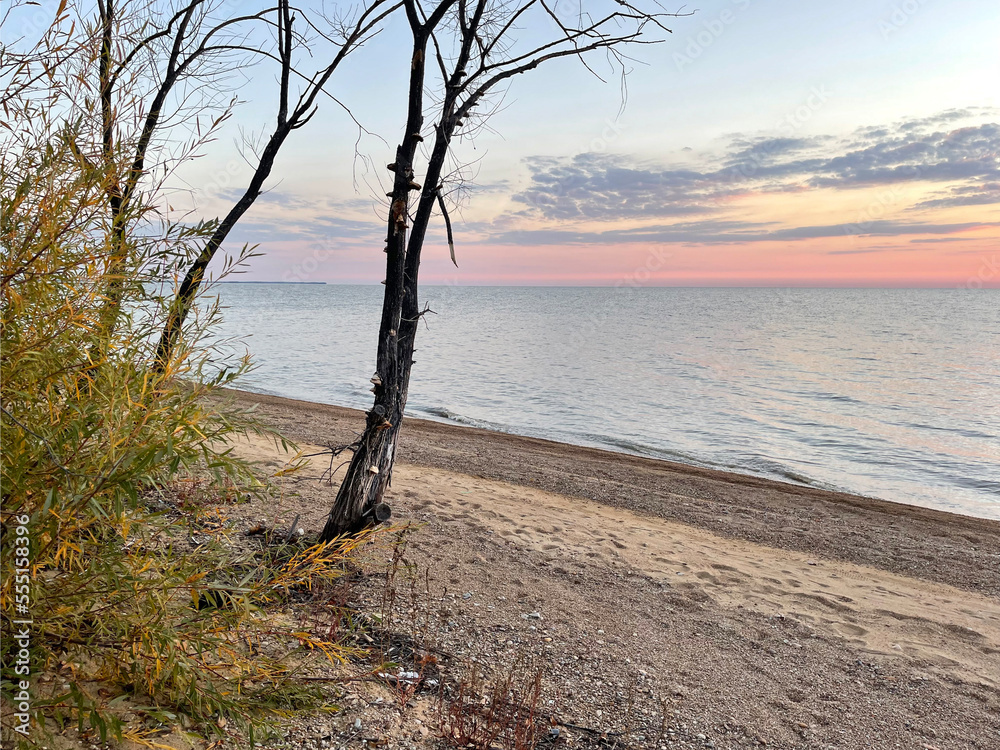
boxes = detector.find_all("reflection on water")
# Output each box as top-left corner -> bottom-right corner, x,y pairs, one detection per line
210,285 -> 1000,520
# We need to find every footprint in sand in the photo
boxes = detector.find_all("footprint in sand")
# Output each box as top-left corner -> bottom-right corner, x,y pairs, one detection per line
874,585 -> 904,597
895,642 -> 961,667
939,622 -> 985,641
795,593 -> 856,613
831,621 -> 867,638
786,689 -> 807,704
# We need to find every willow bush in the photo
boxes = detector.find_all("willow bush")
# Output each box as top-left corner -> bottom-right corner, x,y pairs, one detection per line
1,5 -> 356,746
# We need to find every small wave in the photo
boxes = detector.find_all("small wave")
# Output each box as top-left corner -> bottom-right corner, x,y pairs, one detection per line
415,406 -> 838,492
234,382 -> 281,398
576,433 -> 704,465
724,455 -> 835,490
901,422 -> 997,440
413,405 -> 513,433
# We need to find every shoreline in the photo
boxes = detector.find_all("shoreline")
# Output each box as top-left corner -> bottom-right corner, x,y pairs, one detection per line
226,388 -> 1000,598
222,388 -> 1000,748
232,386 -> 997,521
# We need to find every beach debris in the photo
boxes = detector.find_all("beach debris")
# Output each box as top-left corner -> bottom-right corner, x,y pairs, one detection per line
283,513 -> 301,543
377,670 -> 421,685
361,503 -> 392,524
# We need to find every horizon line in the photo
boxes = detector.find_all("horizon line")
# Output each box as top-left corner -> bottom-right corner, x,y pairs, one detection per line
216,281 -> 998,289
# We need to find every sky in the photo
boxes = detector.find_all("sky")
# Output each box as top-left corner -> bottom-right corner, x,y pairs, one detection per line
159,1 -> 1000,286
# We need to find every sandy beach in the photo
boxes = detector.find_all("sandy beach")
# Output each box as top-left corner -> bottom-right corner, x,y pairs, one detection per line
226,389 -> 1000,749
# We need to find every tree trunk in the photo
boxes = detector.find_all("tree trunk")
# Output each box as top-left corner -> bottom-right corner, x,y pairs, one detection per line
319,25 -> 439,542
318,147 -> 410,540
319,0 -> 475,542
318,140 -> 454,541
317,0 -> 672,540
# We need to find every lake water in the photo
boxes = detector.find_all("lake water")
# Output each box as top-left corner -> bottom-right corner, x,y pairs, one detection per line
210,285 -> 1000,520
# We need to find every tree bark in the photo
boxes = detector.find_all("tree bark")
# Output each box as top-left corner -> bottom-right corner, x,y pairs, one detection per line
320,0 -> 474,541
319,13 -> 442,541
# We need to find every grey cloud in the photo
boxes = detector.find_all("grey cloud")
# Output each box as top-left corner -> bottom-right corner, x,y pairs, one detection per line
723,136 -> 821,169
810,124 -> 1000,188
513,153 -> 725,221
200,188 -> 388,247
227,218 -> 381,246
510,113 -> 1000,228
896,107 -> 995,131
911,181 -> 1000,209
490,220 -> 997,247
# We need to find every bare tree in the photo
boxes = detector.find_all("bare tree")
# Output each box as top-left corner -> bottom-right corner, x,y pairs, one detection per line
319,0 -> 680,541
88,0 -> 274,352
153,0 -> 400,372
54,0 -> 396,369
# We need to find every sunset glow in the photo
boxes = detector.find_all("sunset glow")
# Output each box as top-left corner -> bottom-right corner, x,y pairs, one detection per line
168,0 -> 999,287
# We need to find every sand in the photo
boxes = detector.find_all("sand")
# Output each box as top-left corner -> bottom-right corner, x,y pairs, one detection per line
225,389 -> 1000,749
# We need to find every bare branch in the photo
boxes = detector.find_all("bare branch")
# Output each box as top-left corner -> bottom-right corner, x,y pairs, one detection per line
435,187 -> 457,266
